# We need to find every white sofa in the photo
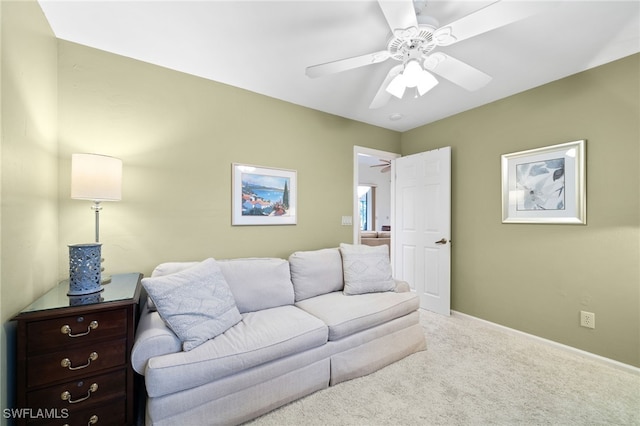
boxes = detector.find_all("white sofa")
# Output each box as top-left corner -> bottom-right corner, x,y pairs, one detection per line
132,246 -> 426,425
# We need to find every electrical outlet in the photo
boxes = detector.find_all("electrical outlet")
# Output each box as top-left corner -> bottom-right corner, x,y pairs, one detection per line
580,311 -> 595,329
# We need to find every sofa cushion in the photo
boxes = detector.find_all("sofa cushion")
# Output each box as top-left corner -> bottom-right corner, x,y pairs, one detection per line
149,258 -> 295,313
295,290 -> 420,341
339,243 -> 395,295
144,305 -> 328,397
142,258 -> 242,351
289,248 -> 344,301
151,261 -> 199,277
217,258 -> 295,313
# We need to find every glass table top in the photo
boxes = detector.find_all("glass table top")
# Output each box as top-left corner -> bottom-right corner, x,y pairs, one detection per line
19,273 -> 141,314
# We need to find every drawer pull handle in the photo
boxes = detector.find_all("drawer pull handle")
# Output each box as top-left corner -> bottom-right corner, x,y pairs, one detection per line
61,352 -> 98,370
60,383 -> 98,404
62,414 -> 98,426
60,320 -> 98,337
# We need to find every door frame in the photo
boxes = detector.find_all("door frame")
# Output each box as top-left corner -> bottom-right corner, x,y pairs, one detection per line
352,146 -> 400,247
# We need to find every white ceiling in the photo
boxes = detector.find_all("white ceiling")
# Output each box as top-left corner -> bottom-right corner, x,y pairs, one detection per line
38,0 -> 640,132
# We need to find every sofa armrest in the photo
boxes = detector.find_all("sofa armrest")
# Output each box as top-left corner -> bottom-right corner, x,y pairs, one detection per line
131,309 -> 182,375
394,279 -> 411,293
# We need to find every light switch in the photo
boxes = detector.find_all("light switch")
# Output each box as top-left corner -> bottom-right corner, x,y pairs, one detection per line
341,216 -> 353,226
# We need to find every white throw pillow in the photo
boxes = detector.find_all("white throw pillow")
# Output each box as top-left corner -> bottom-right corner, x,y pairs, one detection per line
339,243 -> 395,295
142,258 -> 242,351
289,248 -> 344,301
146,261 -> 199,311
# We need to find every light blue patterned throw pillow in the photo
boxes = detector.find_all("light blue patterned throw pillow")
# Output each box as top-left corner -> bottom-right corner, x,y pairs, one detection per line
142,258 -> 242,351
339,243 -> 395,295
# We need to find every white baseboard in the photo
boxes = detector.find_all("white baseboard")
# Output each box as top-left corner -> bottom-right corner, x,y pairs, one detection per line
450,310 -> 640,376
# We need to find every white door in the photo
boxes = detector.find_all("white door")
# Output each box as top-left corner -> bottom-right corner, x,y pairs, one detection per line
392,147 -> 451,315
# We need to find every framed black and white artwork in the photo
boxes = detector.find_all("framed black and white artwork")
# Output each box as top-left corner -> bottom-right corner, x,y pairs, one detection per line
501,140 -> 586,224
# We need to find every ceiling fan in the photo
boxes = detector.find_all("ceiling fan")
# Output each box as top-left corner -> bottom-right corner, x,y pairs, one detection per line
306,0 -> 551,109
371,159 -> 391,173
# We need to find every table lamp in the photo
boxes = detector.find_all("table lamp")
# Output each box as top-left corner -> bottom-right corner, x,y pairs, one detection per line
71,153 -> 122,283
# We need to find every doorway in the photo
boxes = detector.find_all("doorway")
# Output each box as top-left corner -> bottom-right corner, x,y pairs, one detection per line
352,146 -> 400,248
353,146 -> 452,315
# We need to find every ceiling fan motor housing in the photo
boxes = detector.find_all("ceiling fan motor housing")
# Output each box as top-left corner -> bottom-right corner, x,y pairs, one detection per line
387,25 -> 438,64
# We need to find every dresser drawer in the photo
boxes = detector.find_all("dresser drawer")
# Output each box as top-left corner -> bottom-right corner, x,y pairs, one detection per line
26,309 -> 128,353
27,338 -> 127,388
27,369 -> 126,410
27,398 -> 126,425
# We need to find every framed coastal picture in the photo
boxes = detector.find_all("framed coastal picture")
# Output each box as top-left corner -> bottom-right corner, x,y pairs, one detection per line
501,140 -> 586,224
232,163 -> 297,225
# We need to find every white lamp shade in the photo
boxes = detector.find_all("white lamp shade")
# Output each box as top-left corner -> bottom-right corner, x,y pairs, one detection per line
403,60 -> 423,87
417,70 -> 439,95
71,153 -> 122,201
386,73 -> 407,99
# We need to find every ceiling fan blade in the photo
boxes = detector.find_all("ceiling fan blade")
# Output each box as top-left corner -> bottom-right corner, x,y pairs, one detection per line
306,50 -> 390,78
425,53 -> 492,91
441,0 -> 553,45
369,64 -> 403,109
378,0 -> 418,32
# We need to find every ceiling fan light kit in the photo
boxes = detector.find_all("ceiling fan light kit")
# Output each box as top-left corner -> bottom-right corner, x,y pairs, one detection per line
306,0 -> 552,109
385,59 -> 439,99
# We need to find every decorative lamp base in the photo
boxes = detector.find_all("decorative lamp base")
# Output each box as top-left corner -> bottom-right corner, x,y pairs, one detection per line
68,243 -> 103,295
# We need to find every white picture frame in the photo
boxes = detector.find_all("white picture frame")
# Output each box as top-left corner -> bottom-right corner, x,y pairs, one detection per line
501,140 -> 586,224
232,163 -> 297,226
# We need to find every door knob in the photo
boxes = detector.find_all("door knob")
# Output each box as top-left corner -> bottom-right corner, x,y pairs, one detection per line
435,238 -> 449,245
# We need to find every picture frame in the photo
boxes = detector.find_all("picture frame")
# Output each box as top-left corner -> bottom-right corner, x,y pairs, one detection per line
501,140 -> 586,224
232,163 -> 297,226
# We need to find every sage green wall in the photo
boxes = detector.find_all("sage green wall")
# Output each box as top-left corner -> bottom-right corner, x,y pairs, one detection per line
1,7 -> 637,420
56,41 -> 401,279
401,54 -> 640,367
0,0 -> 59,418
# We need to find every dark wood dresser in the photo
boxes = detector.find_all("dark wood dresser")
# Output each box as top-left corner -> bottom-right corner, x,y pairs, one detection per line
12,273 -> 142,426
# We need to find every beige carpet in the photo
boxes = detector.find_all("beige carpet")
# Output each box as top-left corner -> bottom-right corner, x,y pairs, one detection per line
248,310 -> 640,425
